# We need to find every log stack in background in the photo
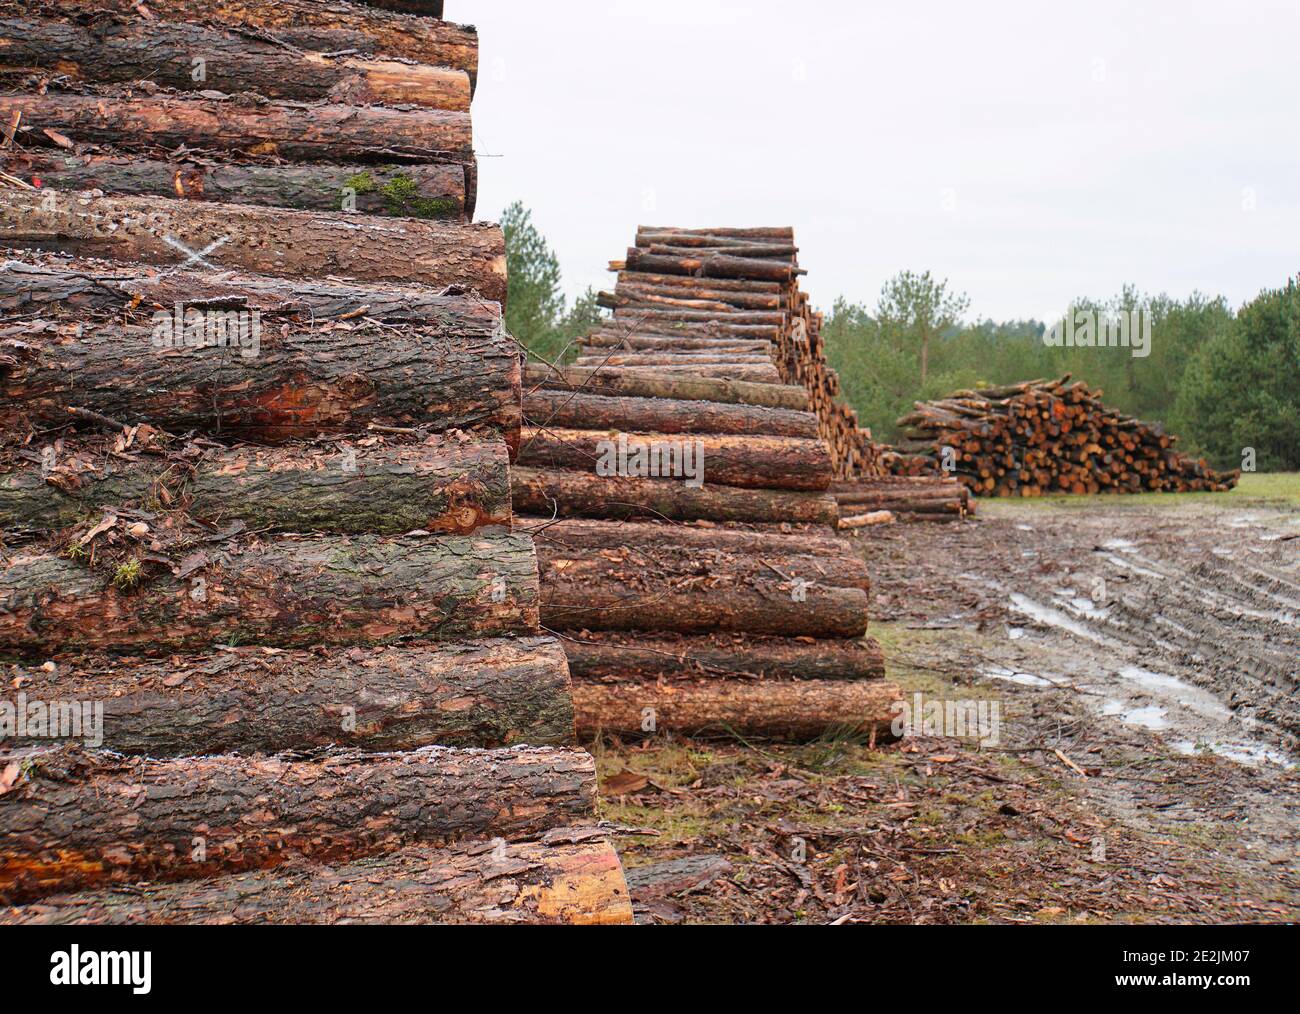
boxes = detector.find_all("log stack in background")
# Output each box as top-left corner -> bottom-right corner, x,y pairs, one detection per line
0,2 -> 631,925
519,226 -> 901,741
883,377 -> 1239,497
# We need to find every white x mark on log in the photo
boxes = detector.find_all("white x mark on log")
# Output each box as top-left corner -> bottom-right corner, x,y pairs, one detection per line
162,233 -> 231,271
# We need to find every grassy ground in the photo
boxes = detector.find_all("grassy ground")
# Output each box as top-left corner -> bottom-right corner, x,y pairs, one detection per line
977,471 -> 1300,512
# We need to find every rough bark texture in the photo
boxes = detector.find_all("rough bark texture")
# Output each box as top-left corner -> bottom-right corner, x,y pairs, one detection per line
524,391 -> 818,440
0,744 -> 596,903
0,832 -> 631,926
518,427 -> 833,492
561,363 -> 782,383
0,533 -> 539,655
0,19 -> 472,111
526,363 -> 809,411
1,316 -> 520,445
535,539 -> 868,638
0,1 -> 480,87
524,517 -> 870,592
623,248 -> 798,282
4,154 -> 467,219
511,466 -> 839,525
1,638 -> 574,754
573,679 -> 901,740
562,632 -> 886,683
0,92 -> 473,163
0,191 -> 506,301
0,259 -> 499,325
2,439 -> 513,536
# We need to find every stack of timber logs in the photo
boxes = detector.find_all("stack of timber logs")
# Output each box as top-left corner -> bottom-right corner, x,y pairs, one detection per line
884,376 -> 1239,496
600,226 -> 884,480
0,3 -> 631,925
519,227 -> 901,741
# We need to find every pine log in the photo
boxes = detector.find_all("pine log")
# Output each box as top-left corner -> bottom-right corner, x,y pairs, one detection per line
0,744 -> 596,903
0,258 -> 499,325
623,248 -> 798,282
636,226 -> 794,243
573,353 -> 774,368
527,517 -> 870,592
0,533 -> 539,655
562,632 -> 885,683
0,92 -> 473,163
536,543 -> 868,638
0,832 -> 631,926
615,271 -> 783,295
511,466 -> 838,525
0,19 -> 471,111
525,363 -> 809,410
1,637 -> 573,754
3,153 -> 467,218
524,388 -> 818,438
582,334 -> 773,353
0,191 -> 506,301
0,1 -> 480,87
517,428 -> 832,491
573,679 -> 900,740
1,439 -> 512,536
1,316 -> 519,445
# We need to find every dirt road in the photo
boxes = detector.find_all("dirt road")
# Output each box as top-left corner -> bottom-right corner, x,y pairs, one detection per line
597,476 -> 1300,923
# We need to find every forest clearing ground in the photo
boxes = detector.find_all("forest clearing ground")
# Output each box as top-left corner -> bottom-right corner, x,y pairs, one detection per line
593,474 -> 1300,924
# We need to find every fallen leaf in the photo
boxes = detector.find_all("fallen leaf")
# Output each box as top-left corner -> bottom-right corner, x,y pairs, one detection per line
604,770 -> 650,795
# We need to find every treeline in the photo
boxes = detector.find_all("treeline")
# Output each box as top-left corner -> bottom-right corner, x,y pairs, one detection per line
501,209 -> 1297,472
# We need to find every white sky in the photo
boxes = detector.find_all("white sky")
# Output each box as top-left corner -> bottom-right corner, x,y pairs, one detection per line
468,0 -> 1300,322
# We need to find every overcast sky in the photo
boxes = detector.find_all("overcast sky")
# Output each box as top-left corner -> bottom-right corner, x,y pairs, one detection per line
468,1 -> 1299,322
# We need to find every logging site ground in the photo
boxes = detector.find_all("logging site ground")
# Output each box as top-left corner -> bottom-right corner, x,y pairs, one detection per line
596,474 -> 1300,924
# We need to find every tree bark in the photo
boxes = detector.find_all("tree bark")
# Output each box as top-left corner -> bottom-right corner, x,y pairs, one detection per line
0,93 -> 472,163
0,533 -> 539,655
535,540 -> 867,638
511,466 -> 838,525
526,517 -> 870,591
4,153 -> 467,219
573,353 -> 775,368
623,248 -> 799,282
0,831 -> 631,926
524,388 -> 819,438
562,632 -> 885,683
573,679 -> 900,740
593,321 -> 782,341
0,18 -> 471,111
517,428 -> 833,492
1,439 -> 512,536
0,258 -> 500,325
581,334 -> 773,353
1,315 -> 520,445
1,637 -> 573,754
0,191 -> 506,301
0,1 -> 480,87
0,744 -> 596,903
525,363 -> 809,411
615,271 -> 784,295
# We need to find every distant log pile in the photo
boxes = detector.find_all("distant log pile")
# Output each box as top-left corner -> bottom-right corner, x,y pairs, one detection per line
884,377 -> 1239,496
0,1 -> 631,924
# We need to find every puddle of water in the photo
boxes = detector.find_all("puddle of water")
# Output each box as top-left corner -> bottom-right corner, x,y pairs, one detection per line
1007,626 -> 1026,640
1116,666 -> 1234,722
1009,592 -> 1115,645
1101,699 -> 1171,730
982,665 -> 1052,687
1174,740 -> 1296,770
1102,539 -> 1138,551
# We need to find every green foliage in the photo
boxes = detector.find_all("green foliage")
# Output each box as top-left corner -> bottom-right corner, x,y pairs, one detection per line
825,273 -> 1239,447
1172,278 -> 1300,471
501,201 -> 607,361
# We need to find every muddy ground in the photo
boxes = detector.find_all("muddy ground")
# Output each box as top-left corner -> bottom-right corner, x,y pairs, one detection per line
594,476 -> 1299,924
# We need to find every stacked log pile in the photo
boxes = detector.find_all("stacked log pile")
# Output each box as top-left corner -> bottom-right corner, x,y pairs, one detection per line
0,3 -> 631,924
883,377 -> 1239,496
519,227 -> 900,741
